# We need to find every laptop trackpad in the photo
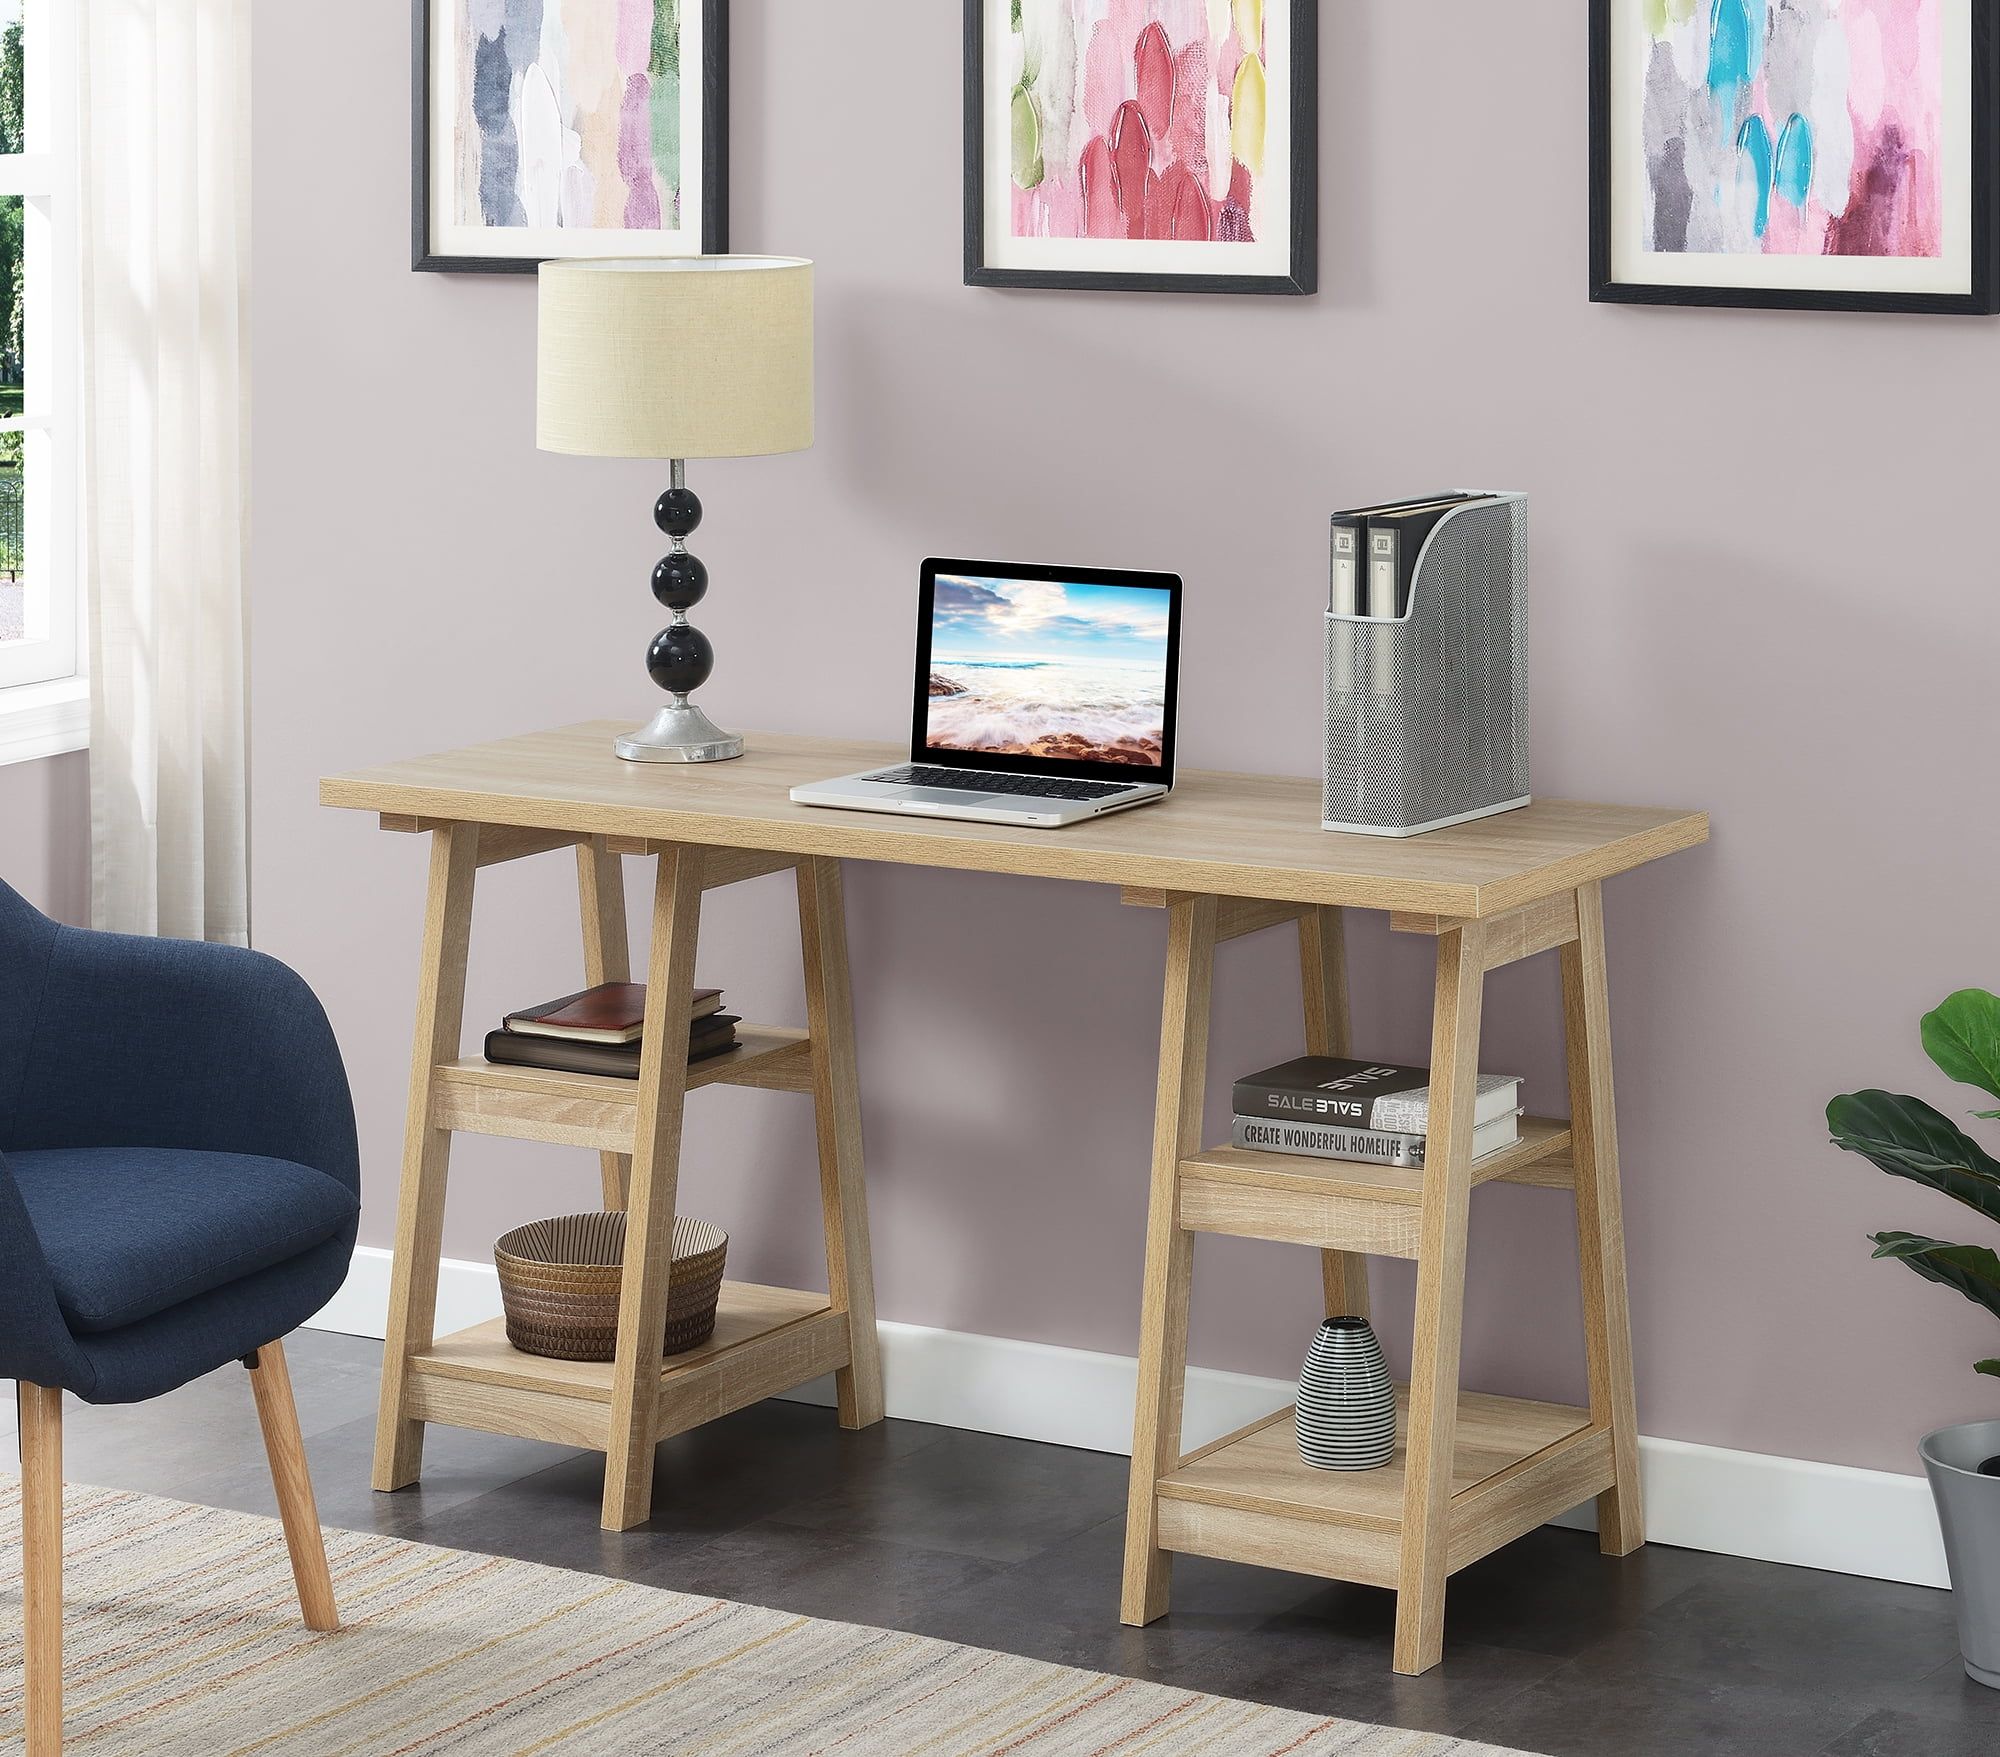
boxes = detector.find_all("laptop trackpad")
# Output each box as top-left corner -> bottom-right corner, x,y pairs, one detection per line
897,786 -> 1000,806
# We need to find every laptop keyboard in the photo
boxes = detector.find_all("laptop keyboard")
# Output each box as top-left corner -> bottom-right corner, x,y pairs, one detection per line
864,765 -> 1141,803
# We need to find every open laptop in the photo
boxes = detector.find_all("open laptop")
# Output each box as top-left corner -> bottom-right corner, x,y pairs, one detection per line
791,558 -> 1182,828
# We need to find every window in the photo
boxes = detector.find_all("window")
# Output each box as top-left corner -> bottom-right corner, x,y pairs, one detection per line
0,0 -> 80,755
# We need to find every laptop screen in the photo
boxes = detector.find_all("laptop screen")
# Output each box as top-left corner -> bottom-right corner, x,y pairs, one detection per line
914,562 -> 1181,783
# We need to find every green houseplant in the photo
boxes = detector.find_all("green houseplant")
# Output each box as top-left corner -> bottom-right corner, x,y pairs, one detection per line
1829,986 -> 2000,1688
1829,987 -> 2000,1366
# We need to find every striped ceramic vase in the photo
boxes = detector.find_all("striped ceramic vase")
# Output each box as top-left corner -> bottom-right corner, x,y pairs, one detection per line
1296,1316 -> 1396,1471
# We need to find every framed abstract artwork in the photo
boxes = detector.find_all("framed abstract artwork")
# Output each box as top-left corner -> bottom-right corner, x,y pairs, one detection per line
964,0 -> 1317,295
413,0 -> 728,275
1591,0 -> 2000,314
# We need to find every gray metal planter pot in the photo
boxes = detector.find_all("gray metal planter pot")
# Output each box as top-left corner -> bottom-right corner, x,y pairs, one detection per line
1922,1420 -> 2000,1688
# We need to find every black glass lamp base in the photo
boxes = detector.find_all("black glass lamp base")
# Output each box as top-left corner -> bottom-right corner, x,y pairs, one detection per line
616,463 -> 744,763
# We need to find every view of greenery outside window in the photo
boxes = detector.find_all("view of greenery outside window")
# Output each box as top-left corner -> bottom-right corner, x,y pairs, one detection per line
0,0 -> 75,710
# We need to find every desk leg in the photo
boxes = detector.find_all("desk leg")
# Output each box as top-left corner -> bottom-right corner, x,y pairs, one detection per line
602,843 -> 705,1530
373,822 -> 480,1493
1562,881 -> 1646,1555
797,857 -> 884,1430
1121,893 -> 1219,1627
1299,905 -> 1369,1321
578,835 -> 635,1210
1393,919 -> 1487,1676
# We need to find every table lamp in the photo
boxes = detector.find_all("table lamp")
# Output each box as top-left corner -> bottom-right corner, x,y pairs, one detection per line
537,256 -> 814,763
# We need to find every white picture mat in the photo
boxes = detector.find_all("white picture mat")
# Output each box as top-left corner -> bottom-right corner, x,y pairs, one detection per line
1608,0 -> 1973,294
427,0 -> 708,262
980,0 -> 1294,277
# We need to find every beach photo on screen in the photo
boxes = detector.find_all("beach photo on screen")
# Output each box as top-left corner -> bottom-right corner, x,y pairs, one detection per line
926,574 -> 1172,766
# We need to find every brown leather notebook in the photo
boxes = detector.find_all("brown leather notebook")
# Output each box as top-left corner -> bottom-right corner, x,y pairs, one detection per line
484,1017 -> 740,1080
504,982 -> 723,1044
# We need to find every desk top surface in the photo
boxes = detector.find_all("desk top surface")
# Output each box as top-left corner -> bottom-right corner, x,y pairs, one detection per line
321,724 -> 1708,919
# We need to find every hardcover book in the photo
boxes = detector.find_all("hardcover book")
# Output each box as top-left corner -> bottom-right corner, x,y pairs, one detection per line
1232,1056 -> 1520,1134
1231,1111 -> 1519,1167
483,1016 -> 740,1080
504,982 -> 723,1044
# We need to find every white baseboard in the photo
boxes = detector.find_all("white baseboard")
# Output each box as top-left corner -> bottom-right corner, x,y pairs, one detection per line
313,1247 -> 1948,1592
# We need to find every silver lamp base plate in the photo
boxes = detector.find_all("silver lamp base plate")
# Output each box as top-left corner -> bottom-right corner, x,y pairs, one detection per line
614,701 -> 745,764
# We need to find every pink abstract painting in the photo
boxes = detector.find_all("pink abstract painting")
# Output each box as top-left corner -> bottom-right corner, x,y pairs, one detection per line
1008,0 -> 1269,245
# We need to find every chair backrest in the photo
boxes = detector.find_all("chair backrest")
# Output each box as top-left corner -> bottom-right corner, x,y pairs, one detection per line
0,877 -> 60,1131
0,881 -> 85,1387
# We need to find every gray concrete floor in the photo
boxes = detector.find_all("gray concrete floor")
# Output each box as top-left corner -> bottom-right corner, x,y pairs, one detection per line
11,1329 -> 1998,1757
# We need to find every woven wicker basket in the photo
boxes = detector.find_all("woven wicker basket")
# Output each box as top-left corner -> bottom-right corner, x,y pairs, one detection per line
494,1212 -> 728,1362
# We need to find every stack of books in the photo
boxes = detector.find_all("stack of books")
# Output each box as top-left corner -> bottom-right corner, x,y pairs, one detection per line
1331,493 -> 1496,621
1231,1056 -> 1521,1168
483,982 -> 740,1080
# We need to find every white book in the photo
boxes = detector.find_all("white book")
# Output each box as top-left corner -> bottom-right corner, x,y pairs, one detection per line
1366,528 -> 1400,618
1232,1111 -> 1520,1168
1371,1073 -> 1521,1137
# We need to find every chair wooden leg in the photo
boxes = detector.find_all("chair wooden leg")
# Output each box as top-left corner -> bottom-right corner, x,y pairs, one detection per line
1562,882 -> 1646,1555
577,836 -> 635,1211
796,855 -> 884,1431
373,821 -> 480,1493
245,1343 -> 339,1632
18,1382 -> 62,1757
1392,921 -> 1487,1676
1120,894 -> 1218,1627
602,844 -> 705,1531
1298,905 -> 1370,1321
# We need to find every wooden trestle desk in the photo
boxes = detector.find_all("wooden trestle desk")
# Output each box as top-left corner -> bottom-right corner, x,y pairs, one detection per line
322,723 -> 1707,1675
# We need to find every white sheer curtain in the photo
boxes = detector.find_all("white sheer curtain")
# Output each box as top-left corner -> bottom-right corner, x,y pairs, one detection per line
77,0 -> 251,942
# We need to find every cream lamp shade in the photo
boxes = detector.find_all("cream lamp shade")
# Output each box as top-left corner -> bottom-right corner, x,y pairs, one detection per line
536,256 -> 814,460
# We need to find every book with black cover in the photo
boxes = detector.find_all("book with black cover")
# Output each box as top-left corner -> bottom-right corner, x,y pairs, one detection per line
1328,494 -> 1490,617
484,1016 -> 740,1080
1233,1055 -> 1520,1133
1329,514 -> 1366,615
504,982 -> 723,1044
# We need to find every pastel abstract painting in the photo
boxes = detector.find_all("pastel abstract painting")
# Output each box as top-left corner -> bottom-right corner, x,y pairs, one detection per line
1643,0 -> 1941,257
458,0 -> 682,233
1595,0 -> 1996,310
968,0 -> 1316,293
417,0 -> 725,273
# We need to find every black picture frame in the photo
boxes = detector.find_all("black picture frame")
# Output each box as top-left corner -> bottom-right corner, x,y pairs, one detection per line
413,0 -> 729,276
962,0 -> 1316,296
911,559 -> 1183,786
1589,0 -> 2000,315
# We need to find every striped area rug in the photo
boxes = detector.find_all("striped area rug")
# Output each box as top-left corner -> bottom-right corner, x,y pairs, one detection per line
0,1482 -> 1537,1756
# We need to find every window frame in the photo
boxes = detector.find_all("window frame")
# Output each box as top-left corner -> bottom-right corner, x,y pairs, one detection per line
0,0 -> 84,761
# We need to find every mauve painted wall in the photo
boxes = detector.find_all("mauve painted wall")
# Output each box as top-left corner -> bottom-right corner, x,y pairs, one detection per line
246,3 -> 2000,1478
1,754 -> 87,924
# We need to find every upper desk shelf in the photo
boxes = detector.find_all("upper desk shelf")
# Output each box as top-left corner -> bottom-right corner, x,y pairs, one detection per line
319,724 -> 1709,921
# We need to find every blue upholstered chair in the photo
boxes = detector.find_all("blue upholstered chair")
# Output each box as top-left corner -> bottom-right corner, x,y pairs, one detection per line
1,877 -> 360,1755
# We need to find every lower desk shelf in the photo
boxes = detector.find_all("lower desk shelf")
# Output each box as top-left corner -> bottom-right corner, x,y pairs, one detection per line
1155,1388 -> 1613,1592
403,1281 -> 848,1455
